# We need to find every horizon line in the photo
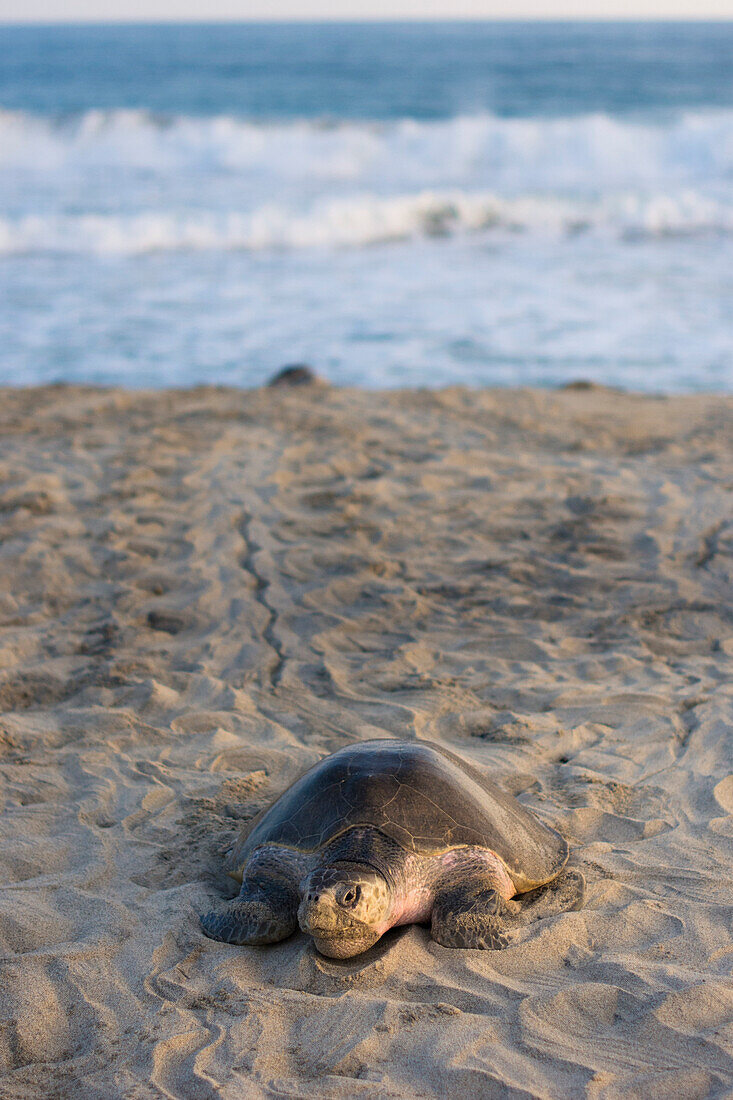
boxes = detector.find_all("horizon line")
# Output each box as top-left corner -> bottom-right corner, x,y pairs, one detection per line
2,15 -> 733,25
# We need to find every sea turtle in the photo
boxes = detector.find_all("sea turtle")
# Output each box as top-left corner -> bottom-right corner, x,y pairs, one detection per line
200,739 -> 583,957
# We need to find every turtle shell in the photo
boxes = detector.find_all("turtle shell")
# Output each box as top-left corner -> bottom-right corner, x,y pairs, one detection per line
228,739 -> 568,892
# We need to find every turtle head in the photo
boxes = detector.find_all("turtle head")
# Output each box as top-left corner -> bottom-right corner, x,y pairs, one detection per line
298,864 -> 392,958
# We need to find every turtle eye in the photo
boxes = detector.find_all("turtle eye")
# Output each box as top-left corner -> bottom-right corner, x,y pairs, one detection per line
340,885 -> 361,908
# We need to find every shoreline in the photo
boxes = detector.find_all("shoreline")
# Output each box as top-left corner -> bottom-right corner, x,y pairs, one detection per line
0,382 -> 731,1097
3,378 -> 732,394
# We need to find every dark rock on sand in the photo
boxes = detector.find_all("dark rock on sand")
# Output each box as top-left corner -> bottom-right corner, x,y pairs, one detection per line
268,364 -> 322,387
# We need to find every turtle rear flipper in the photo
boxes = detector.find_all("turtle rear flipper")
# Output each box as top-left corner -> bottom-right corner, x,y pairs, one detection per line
201,878 -> 298,946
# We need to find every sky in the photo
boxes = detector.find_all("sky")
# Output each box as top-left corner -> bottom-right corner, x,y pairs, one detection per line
1,0 -> 732,20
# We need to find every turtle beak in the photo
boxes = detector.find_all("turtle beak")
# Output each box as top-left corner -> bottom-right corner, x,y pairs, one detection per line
298,893 -> 337,935
310,930 -> 381,959
297,895 -> 380,957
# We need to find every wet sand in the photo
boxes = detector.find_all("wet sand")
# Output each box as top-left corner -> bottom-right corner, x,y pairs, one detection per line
0,383 -> 731,1098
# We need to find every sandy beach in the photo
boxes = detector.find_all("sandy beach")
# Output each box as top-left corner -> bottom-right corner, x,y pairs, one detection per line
0,382 -> 731,1099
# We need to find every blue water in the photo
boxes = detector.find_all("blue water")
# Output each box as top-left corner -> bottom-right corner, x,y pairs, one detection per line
1,22 -> 732,390
4,22 -> 733,119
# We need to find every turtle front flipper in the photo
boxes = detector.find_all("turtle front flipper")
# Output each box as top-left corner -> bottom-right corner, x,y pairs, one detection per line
431,875 -> 521,950
201,877 -> 299,946
431,868 -> 585,951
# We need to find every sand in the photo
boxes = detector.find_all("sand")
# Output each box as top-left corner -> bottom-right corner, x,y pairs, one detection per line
0,382 -> 731,1099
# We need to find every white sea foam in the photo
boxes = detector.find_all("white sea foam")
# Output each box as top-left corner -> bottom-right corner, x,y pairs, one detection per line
1,107 -> 732,192
2,107 -> 731,252
1,106 -> 731,391
0,189 -> 729,255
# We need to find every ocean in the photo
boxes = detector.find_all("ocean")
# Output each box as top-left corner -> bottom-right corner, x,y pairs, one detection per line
1,21 -> 732,390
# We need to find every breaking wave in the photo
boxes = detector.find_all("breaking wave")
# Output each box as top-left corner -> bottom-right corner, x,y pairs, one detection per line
1,106 -> 732,191
0,189 -> 730,255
